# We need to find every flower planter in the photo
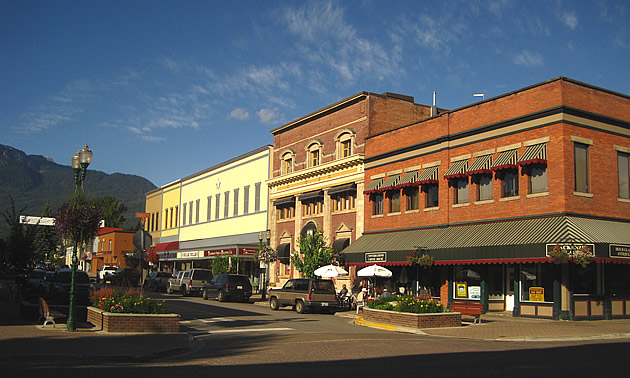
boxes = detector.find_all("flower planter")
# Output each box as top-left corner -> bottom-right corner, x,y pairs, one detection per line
87,307 -> 180,333
362,307 -> 461,329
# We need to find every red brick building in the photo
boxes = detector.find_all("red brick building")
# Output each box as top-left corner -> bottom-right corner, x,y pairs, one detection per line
91,228 -> 135,275
343,77 -> 630,320
266,92 -> 433,287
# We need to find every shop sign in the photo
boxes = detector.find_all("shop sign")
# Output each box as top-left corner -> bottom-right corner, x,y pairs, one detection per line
239,248 -> 258,256
179,251 -> 200,258
610,244 -> 630,259
468,286 -> 481,300
455,282 -> 468,298
365,252 -> 387,263
205,248 -> 236,257
529,287 -> 544,302
546,243 -> 595,256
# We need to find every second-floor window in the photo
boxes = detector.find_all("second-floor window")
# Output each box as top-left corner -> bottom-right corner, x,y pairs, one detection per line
371,193 -> 384,215
243,185 -> 250,214
454,178 -> 469,204
619,151 -> 629,199
499,169 -> 519,198
476,174 -> 493,201
574,142 -> 589,193
234,188 -> 239,216
224,191 -> 230,218
388,190 -> 401,213
423,183 -> 439,208
311,150 -> 320,167
527,164 -> 548,194
405,186 -> 419,211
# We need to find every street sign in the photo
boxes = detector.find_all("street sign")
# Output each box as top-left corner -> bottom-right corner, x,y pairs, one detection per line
133,229 -> 152,251
19,216 -> 56,226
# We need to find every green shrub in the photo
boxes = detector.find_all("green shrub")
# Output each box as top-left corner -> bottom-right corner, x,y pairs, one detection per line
91,288 -> 169,314
367,295 -> 444,314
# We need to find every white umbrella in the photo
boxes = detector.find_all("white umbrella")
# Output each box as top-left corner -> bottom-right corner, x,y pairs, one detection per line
357,264 -> 392,278
314,264 -> 348,278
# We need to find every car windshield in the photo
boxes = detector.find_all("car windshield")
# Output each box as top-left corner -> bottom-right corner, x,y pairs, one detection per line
192,270 -> 212,280
312,280 -> 335,293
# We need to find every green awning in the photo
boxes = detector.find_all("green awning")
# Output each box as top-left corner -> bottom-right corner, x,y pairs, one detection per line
467,155 -> 493,175
518,143 -> 547,166
444,160 -> 468,179
491,149 -> 518,171
364,178 -> 383,193
380,174 -> 400,191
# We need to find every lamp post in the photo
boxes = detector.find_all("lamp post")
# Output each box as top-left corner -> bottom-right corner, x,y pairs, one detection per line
67,144 -> 92,332
258,230 -> 271,300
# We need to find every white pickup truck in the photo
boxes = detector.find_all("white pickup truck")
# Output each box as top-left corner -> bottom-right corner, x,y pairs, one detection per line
97,266 -> 117,283
166,268 -> 213,296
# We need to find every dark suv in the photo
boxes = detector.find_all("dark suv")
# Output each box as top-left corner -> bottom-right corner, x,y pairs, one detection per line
202,274 -> 252,302
46,269 -> 92,305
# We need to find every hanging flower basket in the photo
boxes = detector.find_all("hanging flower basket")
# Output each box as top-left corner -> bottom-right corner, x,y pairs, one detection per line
573,245 -> 595,268
549,244 -> 570,264
255,245 -> 278,263
406,250 -> 434,268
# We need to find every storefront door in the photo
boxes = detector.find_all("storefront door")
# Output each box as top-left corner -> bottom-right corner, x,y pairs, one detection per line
505,266 -> 515,312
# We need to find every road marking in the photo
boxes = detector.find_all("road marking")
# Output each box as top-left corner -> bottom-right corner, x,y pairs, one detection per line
190,327 -> 294,335
200,318 -> 236,323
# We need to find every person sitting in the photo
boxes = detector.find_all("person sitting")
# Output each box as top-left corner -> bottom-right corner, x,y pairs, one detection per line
380,287 -> 392,298
339,284 -> 348,297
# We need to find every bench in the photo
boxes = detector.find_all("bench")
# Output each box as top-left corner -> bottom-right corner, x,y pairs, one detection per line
39,297 -> 66,328
450,301 -> 483,323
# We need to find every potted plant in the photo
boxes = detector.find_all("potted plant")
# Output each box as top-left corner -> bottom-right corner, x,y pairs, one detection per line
406,250 -> 434,268
573,245 -> 595,268
549,244 -> 570,264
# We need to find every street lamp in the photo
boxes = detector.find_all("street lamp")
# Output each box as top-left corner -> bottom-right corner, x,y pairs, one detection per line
67,144 -> 92,331
258,230 -> 271,300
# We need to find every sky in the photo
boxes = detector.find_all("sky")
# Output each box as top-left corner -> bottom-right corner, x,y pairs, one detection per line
2,0 -> 630,188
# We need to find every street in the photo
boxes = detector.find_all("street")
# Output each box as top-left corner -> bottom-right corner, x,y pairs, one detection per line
4,292 -> 630,377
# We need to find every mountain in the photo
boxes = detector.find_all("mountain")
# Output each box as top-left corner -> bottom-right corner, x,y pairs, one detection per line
0,144 -> 156,229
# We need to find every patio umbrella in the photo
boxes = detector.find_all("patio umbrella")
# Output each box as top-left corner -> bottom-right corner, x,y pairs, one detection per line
314,264 -> 348,278
357,265 -> 392,297
455,269 -> 481,280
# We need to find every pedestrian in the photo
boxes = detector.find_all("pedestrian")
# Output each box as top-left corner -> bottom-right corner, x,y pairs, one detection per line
381,287 -> 392,298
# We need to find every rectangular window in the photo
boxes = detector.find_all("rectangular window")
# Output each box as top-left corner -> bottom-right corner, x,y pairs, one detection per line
388,191 -> 400,213
341,140 -> 351,158
233,188 -> 239,216
224,191 -> 230,218
311,150 -> 320,166
424,184 -> 439,208
188,201 -> 193,225
500,169 -> 519,197
372,193 -> 384,215
174,206 -> 178,227
195,199 -> 200,223
405,187 -> 419,210
243,185 -> 250,214
255,182 -> 261,212
277,205 -> 295,220
528,165 -> 548,194
164,208 -> 168,229
215,194 -> 220,220
618,152 -> 629,199
454,178 -> 469,204
477,174 -> 493,201
211,196 -> 212,222
182,203 -> 187,226
170,207 -> 174,228
574,142 -> 589,193
284,159 -> 293,174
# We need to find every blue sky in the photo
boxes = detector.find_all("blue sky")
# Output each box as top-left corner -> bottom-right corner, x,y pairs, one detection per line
2,0 -> 629,187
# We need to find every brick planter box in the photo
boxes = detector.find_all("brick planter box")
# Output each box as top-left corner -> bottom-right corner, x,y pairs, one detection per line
362,307 -> 461,328
87,307 -> 180,333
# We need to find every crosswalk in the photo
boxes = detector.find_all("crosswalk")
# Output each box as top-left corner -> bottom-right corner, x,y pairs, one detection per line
180,317 -> 295,336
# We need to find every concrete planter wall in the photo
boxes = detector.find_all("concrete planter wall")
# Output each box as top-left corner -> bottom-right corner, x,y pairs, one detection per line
87,307 -> 180,333
362,307 -> 461,328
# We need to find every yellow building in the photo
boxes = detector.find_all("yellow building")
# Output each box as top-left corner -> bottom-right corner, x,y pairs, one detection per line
144,146 -> 272,282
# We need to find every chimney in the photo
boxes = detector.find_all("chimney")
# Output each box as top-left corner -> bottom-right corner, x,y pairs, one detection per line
430,91 -> 438,117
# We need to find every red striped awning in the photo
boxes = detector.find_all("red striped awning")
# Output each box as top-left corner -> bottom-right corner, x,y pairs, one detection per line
491,149 -> 518,171
435,257 -> 551,265
154,241 -> 179,252
518,143 -> 547,166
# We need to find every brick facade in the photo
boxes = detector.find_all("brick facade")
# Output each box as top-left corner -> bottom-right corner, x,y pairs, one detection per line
88,307 -> 180,333
362,307 -> 461,328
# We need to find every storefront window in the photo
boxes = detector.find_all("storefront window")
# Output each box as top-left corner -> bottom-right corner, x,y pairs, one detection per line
572,263 -> 600,295
520,264 -> 554,302
606,264 -> 630,296
487,265 -> 504,299
454,266 -> 481,299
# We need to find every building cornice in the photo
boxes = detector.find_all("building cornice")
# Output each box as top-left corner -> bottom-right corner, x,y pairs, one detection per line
267,154 -> 364,188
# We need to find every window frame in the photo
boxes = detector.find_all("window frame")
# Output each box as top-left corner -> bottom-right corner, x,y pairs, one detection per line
404,186 -> 419,211
499,168 -> 519,198
574,142 -> 590,193
423,183 -> 439,208
371,192 -> 384,216
453,177 -> 469,204
618,151 -> 630,199
388,190 -> 401,213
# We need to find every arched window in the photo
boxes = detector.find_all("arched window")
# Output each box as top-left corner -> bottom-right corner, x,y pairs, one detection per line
335,129 -> 356,159
281,150 -> 295,175
305,140 -> 323,168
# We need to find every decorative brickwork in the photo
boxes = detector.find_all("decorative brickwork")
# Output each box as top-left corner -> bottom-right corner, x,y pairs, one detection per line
362,307 -> 461,328
87,307 -> 180,333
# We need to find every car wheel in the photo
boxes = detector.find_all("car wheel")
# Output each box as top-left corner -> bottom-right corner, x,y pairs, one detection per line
217,290 -> 225,302
166,284 -> 173,294
269,297 -> 279,310
181,286 -> 188,296
202,288 -> 208,300
295,300 -> 306,314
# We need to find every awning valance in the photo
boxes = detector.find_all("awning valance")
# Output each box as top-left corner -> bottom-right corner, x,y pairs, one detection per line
274,196 -> 295,207
364,178 -> 384,194
491,149 -> 518,171
417,166 -> 439,185
380,174 -> 400,191
328,183 -> 356,195
444,160 -> 468,180
467,155 -> 493,176
332,238 -> 350,253
277,243 -> 291,263
518,143 -> 547,166
299,190 -> 323,201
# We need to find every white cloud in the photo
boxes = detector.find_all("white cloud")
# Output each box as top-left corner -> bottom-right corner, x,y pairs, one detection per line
257,108 -> 282,125
142,135 -> 166,143
228,108 -> 249,120
513,50 -> 544,67
561,12 -> 578,30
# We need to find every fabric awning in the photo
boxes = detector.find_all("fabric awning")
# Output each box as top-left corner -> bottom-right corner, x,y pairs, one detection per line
154,241 -> 179,252
341,216 -> 630,265
299,190 -> 323,201
518,143 -> 547,166
396,171 -> 419,188
277,243 -> 291,263
274,196 -> 295,207
364,178 -> 384,194
380,174 -> 400,191
328,183 -> 356,195
444,160 -> 468,180
417,166 -> 439,184
467,155 -> 493,175
332,238 -> 350,253
491,149 -> 518,171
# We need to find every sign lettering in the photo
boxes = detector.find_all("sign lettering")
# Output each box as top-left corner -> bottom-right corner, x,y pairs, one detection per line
529,287 -> 545,302
610,244 -> 630,259
365,252 -> 387,263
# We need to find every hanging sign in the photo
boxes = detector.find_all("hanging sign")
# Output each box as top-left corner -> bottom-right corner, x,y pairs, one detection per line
455,281 -> 468,298
529,287 -> 545,302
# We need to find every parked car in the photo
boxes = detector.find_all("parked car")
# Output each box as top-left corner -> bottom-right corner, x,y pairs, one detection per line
97,266 -> 118,283
268,278 -> 338,314
46,269 -> 93,305
143,271 -> 172,291
202,274 -> 252,302
166,268 -> 212,296
19,269 -> 49,301
108,268 -> 140,287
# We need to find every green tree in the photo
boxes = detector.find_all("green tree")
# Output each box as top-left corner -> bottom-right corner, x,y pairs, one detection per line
33,203 -> 61,267
0,197 -> 39,274
291,231 -> 334,279
92,195 -> 127,228
211,256 -> 238,275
